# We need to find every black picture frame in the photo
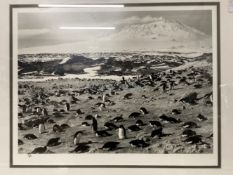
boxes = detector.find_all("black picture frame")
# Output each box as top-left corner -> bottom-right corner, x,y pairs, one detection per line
9,2 -> 221,168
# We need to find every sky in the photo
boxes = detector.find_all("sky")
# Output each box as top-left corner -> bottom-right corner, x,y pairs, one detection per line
18,10 -> 212,54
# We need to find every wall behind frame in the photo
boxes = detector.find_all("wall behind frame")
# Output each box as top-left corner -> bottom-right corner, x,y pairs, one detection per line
0,0 -> 233,174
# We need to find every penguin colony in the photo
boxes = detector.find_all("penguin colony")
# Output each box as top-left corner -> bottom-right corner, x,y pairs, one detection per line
18,62 -> 213,154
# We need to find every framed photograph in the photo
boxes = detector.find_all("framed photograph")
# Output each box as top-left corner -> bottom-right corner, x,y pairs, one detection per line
10,2 -> 221,168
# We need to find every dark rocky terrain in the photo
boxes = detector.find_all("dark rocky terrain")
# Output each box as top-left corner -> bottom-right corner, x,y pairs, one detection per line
17,53 -> 213,154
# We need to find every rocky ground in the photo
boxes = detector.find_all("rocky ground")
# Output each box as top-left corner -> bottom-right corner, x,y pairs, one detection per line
17,59 -> 213,154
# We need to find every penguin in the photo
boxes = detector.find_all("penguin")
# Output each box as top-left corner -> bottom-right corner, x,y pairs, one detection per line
121,76 -> 126,84
207,133 -> 213,138
180,92 -> 198,105
128,112 -> 141,119
69,143 -> 90,153
151,127 -> 163,138
129,139 -> 149,148
205,100 -> 213,106
123,93 -> 133,99
169,80 -> 175,90
104,122 -> 118,130
171,109 -> 182,115
71,95 -> 79,103
182,121 -> 199,128
42,108 -> 48,116
94,114 -> 101,119
60,109 -> 66,113
95,130 -> 112,137
32,121 -> 40,128
101,141 -> 119,151
18,123 -> 26,130
47,137 -> 61,147
36,107 -> 42,115
118,125 -> 126,139
47,119 -> 55,124
194,84 -> 202,89
161,81 -> 168,92
110,90 -> 116,96
76,109 -> 84,115
183,135 -> 203,144
18,139 -> 24,145
140,107 -> 149,115
149,121 -> 162,128
65,102 -> 70,111
203,92 -> 213,100
31,146 -> 47,154
81,122 -> 90,127
73,131 -> 83,145
149,74 -> 153,81
102,94 -> 106,103
197,114 -> 207,121
111,116 -> 124,122
24,134 -> 37,140
135,80 -> 144,87
88,96 -> 94,100
153,87 -> 159,91
92,117 -> 98,133
159,114 -> 181,123
127,125 -> 141,132
182,129 -> 196,137
60,123 -> 70,130
53,124 -> 63,132
135,119 -> 145,126
85,115 -> 93,120
18,112 -> 24,118
99,103 -> 105,111
105,99 -> 115,106
38,122 -> 46,134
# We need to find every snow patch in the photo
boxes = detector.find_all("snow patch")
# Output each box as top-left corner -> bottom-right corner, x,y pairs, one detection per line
59,57 -> 71,64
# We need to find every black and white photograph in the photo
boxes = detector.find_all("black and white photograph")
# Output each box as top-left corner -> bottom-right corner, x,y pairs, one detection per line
11,3 -> 220,167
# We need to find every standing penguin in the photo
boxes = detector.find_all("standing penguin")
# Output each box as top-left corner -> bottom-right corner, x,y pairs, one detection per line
169,80 -> 175,90
73,131 -> 83,145
92,117 -> 98,133
65,102 -> 70,112
99,103 -> 105,111
36,107 -> 42,115
118,125 -> 126,139
140,107 -> 149,115
162,81 -> 167,92
121,76 -> 126,84
149,74 -> 153,81
42,108 -> 48,116
102,94 -> 106,103
38,122 -> 45,134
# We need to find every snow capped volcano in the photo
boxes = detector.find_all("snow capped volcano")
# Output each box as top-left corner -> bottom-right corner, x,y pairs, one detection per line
99,16 -> 211,52
113,16 -> 208,41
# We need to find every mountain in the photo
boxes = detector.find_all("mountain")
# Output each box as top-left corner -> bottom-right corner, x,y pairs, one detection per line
19,16 -> 212,54
98,16 -> 211,52
111,16 -> 207,41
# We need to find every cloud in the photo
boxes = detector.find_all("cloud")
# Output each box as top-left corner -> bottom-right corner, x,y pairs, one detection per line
18,29 -> 50,39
